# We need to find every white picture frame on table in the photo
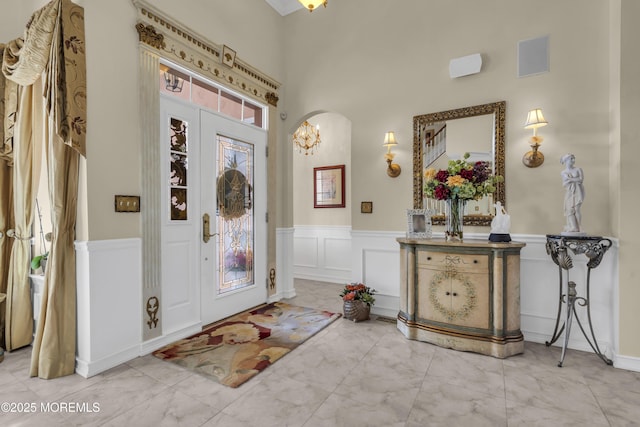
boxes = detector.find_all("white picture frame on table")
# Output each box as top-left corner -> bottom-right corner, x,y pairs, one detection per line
407,209 -> 433,239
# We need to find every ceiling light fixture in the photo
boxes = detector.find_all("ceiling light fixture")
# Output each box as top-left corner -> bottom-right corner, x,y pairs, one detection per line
298,0 -> 327,12
293,120 -> 321,155
164,71 -> 184,93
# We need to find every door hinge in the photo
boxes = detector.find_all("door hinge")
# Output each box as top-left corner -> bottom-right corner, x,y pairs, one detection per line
265,212 -> 268,223
266,146 -> 269,157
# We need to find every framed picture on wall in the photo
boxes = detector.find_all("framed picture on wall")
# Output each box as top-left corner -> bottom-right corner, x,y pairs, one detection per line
406,209 -> 433,239
314,165 -> 345,208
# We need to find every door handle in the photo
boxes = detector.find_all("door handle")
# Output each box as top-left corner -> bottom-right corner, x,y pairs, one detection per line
202,213 -> 218,243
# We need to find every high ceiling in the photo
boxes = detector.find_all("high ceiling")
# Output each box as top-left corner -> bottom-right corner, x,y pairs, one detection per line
265,0 -> 304,16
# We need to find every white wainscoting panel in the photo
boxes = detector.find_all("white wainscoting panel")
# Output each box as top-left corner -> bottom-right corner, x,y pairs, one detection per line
75,238 -> 142,378
517,235 -> 619,361
350,231 -> 621,366
275,228 -> 629,370
351,230 -> 404,318
293,226 -> 351,284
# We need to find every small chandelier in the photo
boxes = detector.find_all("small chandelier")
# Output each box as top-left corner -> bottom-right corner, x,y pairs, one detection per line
164,71 -> 184,93
298,0 -> 327,12
293,120 -> 321,155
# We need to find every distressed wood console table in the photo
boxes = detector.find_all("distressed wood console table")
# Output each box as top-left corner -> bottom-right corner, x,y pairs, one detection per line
396,238 -> 526,358
545,234 -> 613,367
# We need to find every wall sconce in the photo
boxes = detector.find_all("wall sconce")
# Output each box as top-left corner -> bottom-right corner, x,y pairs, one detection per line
383,131 -> 401,178
522,108 -> 548,168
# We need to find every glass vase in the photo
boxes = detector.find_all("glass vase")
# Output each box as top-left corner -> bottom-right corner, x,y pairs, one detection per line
445,198 -> 466,241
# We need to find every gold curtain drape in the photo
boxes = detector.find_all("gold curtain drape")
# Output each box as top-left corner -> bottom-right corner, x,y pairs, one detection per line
1,0 -> 86,378
30,122 -> 79,378
0,44 -> 14,351
5,83 -> 42,351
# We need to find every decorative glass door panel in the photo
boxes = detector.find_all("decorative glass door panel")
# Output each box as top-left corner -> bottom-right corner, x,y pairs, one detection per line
200,109 -> 266,325
216,135 -> 254,294
169,117 -> 188,220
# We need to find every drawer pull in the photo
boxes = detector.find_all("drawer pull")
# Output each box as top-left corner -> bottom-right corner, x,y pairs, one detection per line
473,260 -> 478,264
427,256 -> 432,260
452,292 -> 458,296
445,291 -> 450,296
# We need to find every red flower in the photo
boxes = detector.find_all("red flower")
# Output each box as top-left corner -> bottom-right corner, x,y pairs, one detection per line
433,185 -> 450,200
343,292 -> 356,301
435,170 -> 449,182
459,169 -> 473,180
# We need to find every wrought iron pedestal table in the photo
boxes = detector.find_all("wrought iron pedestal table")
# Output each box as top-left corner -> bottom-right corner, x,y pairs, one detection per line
545,235 -> 613,367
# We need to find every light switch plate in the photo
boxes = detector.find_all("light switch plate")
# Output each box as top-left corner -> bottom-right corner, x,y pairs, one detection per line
115,195 -> 140,212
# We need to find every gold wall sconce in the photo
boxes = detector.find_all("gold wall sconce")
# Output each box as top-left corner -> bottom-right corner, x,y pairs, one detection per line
383,131 -> 401,178
523,108 -> 548,168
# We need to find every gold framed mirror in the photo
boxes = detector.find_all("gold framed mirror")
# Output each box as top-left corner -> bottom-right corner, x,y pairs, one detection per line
413,101 -> 506,226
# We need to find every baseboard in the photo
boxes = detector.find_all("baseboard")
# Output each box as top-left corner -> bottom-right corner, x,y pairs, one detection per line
371,306 -> 398,319
268,286 -> 296,301
268,291 -> 283,303
75,345 -> 140,378
371,294 -> 399,319
139,322 -> 202,355
613,353 -> 640,372
522,330 -> 611,355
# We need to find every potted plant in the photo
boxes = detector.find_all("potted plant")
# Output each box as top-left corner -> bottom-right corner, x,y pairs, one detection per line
31,252 -> 48,274
31,199 -> 50,274
340,283 -> 376,322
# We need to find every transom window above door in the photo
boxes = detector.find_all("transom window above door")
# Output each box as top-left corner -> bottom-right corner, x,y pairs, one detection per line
159,61 -> 267,130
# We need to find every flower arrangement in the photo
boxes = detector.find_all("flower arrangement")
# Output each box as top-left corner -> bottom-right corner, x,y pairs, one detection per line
340,283 -> 376,307
423,153 -> 503,240
423,153 -> 502,202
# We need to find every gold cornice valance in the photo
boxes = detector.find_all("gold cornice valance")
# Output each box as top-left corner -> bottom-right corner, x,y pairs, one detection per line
133,0 -> 280,107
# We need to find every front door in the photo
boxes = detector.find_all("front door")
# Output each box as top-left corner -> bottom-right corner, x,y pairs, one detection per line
200,110 -> 267,324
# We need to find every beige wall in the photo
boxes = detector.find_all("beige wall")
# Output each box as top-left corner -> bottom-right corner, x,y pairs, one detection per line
293,112 -> 352,226
282,0 -> 611,236
75,0 -> 285,240
618,0 -> 640,356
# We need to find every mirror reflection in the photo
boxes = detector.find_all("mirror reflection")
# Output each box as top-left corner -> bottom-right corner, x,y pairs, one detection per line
413,101 -> 506,226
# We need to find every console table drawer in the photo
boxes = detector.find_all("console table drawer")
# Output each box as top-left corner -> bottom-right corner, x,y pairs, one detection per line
417,250 -> 489,272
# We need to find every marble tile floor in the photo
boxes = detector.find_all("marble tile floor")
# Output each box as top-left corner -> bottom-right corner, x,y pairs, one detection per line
1,278 -> 640,426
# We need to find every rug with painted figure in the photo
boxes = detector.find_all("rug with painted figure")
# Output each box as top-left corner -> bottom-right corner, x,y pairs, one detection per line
152,302 -> 341,388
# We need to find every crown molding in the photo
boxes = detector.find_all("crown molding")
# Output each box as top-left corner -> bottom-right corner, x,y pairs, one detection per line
132,0 -> 280,106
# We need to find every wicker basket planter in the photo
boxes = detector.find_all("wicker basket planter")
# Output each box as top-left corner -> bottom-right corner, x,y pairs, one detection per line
343,300 -> 370,322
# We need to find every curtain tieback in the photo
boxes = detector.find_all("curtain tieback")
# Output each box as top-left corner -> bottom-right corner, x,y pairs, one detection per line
6,229 -> 31,241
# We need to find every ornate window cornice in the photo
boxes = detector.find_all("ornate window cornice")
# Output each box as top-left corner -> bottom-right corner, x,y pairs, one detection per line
133,0 -> 280,106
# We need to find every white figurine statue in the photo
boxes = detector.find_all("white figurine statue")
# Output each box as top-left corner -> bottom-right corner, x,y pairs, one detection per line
560,153 -> 585,234
489,201 -> 511,241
